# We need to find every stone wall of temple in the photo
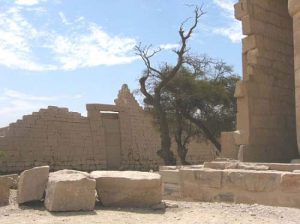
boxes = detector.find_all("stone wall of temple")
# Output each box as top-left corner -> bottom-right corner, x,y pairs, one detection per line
114,86 -> 163,169
0,107 -> 106,173
226,0 -> 299,162
0,85 -> 214,173
289,0 -> 300,155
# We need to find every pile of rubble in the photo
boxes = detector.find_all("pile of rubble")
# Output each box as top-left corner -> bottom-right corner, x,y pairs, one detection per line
0,166 -> 162,211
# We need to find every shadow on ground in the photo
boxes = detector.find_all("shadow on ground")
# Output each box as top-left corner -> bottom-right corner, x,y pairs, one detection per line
17,201 -> 166,216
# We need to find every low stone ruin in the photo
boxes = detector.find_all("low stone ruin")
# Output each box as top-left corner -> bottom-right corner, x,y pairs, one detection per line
160,161 -> 300,208
0,85 -> 214,174
17,166 -> 49,204
0,178 -> 9,206
0,166 -> 163,211
45,170 -> 96,212
0,174 -> 18,206
90,171 -> 161,207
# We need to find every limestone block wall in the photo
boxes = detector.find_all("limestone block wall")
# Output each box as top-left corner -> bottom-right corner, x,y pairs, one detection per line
0,85 -> 214,173
180,166 -> 300,208
0,107 -> 106,173
289,0 -> 300,154
160,162 -> 300,208
0,127 -> 9,137
183,139 -> 215,164
115,86 -> 163,170
231,0 -> 299,162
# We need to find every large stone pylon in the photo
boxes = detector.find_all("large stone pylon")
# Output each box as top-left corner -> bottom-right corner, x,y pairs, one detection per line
289,0 -> 300,155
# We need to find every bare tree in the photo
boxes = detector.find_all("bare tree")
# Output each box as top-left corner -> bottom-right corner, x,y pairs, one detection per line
135,6 -> 204,165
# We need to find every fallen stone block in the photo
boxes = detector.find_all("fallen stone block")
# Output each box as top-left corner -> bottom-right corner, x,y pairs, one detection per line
90,171 -> 162,207
44,170 -> 96,212
0,177 -> 10,206
0,174 -> 18,189
17,166 -> 49,204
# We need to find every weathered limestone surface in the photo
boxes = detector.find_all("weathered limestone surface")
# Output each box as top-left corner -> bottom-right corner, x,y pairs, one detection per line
179,168 -> 223,201
204,161 -> 300,172
289,0 -> 300,155
159,169 -> 181,200
222,0 -> 299,162
0,174 -> 18,189
280,173 -> 300,193
161,162 -> 300,208
291,159 -> 300,163
0,176 -> 10,206
221,132 -> 239,159
44,170 -> 96,212
90,171 -> 162,207
170,162 -> 300,208
222,170 -> 281,192
17,166 -> 49,204
0,85 -> 214,173
0,106 -> 106,173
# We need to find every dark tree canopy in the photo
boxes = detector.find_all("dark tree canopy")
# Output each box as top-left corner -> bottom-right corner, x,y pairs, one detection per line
145,57 -> 239,164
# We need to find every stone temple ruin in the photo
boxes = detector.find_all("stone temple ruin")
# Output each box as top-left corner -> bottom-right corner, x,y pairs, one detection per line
0,84 -> 214,173
222,0 -> 300,163
1,0 -> 300,173
156,0 -> 300,209
1,0 -> 300,213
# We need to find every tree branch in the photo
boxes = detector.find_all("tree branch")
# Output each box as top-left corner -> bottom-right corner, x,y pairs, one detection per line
156,6 -> 205,93
182,112 -> 221,155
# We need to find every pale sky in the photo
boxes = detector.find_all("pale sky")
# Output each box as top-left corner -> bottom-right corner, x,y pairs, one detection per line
0,0 -> 242,127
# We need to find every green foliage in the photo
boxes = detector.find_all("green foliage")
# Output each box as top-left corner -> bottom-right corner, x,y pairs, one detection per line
145,55 -> 240,163
135,5 -> 238,164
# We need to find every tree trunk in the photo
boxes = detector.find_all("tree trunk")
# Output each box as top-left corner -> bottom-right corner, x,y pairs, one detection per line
155,101 -> 176,165
174,110 -> 190,165
175,136 -> 190,165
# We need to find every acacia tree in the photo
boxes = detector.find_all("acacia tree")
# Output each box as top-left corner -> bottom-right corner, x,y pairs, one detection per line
157,61 -> 239,164
135,6 -> 204,165
164,59 -> 239,164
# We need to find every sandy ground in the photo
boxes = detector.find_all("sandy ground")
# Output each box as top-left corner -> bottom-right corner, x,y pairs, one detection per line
1,190 -> 300,224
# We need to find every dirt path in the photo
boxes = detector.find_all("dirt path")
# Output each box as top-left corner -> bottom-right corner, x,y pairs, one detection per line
1,191 -> 300,224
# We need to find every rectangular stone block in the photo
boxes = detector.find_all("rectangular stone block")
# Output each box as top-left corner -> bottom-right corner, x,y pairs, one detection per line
0,177 -> 10,206
45,170 -> 96,212
221,132 -> 238,159
222,170 -> 281,192
159,170 -> 180,184
0,174 -> 18,189
204,161 -> 238,170
280,173 -> 300,193
234,0 -> 248,20
91,171 -> 162,208
18,166 -> 49,204
180,168 -> 223,189
163,183 -> 181,200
